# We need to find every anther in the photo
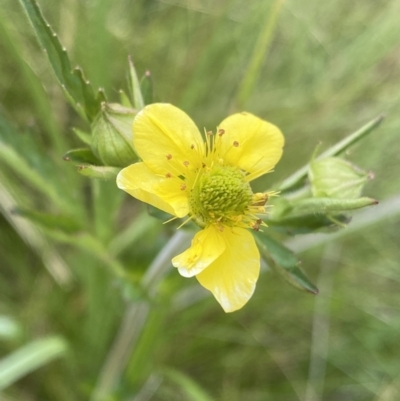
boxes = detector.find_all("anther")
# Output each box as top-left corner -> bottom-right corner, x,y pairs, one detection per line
202,163 -> 206,168
218,129 -> 225,136
180,184 -> 187,191
252,219 -> 262,231
166,154 -> 172,160
190,144 -> 195,149
183,161 -> 190,167
165,173 -> 172,178
233,141 -> 239,147
207,131 -> 213,136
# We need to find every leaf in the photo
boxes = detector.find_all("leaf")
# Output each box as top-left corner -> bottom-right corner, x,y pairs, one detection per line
140,70 -> 153,105
128,56 -> 144,110
13,208 -> 83,234
254,232 -> 319,294
278,114 -> 385,192
17,0 -> 101,121
78,165 -> 120,180
0,336 -> 67,390
63,148 -> 101,165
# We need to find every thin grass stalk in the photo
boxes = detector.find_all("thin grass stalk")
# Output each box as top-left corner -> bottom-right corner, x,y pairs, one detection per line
0,178 -> 72,287
235,0 -> 284,108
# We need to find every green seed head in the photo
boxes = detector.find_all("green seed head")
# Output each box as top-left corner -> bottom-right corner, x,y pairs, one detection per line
190,165 -> 253,226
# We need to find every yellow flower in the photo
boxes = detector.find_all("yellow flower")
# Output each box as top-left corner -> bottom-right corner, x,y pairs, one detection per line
117,103 -> 284,312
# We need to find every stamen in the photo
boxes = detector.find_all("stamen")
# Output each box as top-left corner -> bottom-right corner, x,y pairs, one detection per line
176,215 -> 194,230
180,184 -> 187,191
183,161 -> 190,167
166,154 -> 172,160
190,144 -> 195,149
233,141 -> 239,147
218,129 -> 225,136
163,216 -> 179,225
252,219 -> 262,231
165,173 -> 172,178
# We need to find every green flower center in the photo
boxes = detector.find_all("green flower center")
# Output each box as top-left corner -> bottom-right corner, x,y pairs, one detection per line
190,165 -> 253,227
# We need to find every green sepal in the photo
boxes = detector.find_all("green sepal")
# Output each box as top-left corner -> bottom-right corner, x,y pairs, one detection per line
72,128 -> 91,145
91,102 -> 138,167
267,213 -> 351,235
13,208 -> 83,234
63,148 -> 101,165
17,0 -> 102,121
78,165 -> 120,180
119,89 -> 133,108
254,232 -> 318,294
309,157 -> 370,199
271,196 -> 378,221
140,71 -> 153,105
128,56 -> 145,110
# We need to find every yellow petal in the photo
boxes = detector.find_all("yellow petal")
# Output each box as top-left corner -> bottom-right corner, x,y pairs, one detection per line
133,103 -> 204,176
217,112 -> 284,181
196,227 -> 260,313
172,225 -> 226,277
117,162 -> 189,217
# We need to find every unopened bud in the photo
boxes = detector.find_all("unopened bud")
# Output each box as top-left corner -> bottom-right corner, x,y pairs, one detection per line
91,102 -> 138,167
309,157 -> 370,199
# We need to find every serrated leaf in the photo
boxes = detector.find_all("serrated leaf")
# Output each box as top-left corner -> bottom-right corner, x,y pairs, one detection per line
140,71 -> 153,105
63,148 -> 100,165
18,0 -> 101,121
14,208 -> 83,233
254,232 -> 318,294
278,114 -> 384,192
128,56 -> 144,110
78,165 -> 120,179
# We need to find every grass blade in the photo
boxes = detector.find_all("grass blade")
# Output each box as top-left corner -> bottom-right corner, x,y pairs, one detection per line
0,336 -> 67,390
162,368 -> 214,401
235,0 -> 285,107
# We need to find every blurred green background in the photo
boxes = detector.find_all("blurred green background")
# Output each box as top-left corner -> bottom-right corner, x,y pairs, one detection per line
1,0 -> 400,400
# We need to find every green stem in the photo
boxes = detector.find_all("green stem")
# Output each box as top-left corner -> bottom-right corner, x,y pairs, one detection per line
278,114 -> 385,192
90,230 -> 191,401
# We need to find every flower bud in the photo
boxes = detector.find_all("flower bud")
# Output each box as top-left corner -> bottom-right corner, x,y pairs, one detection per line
91,102 -> 138,167
309,157 -> 371,199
